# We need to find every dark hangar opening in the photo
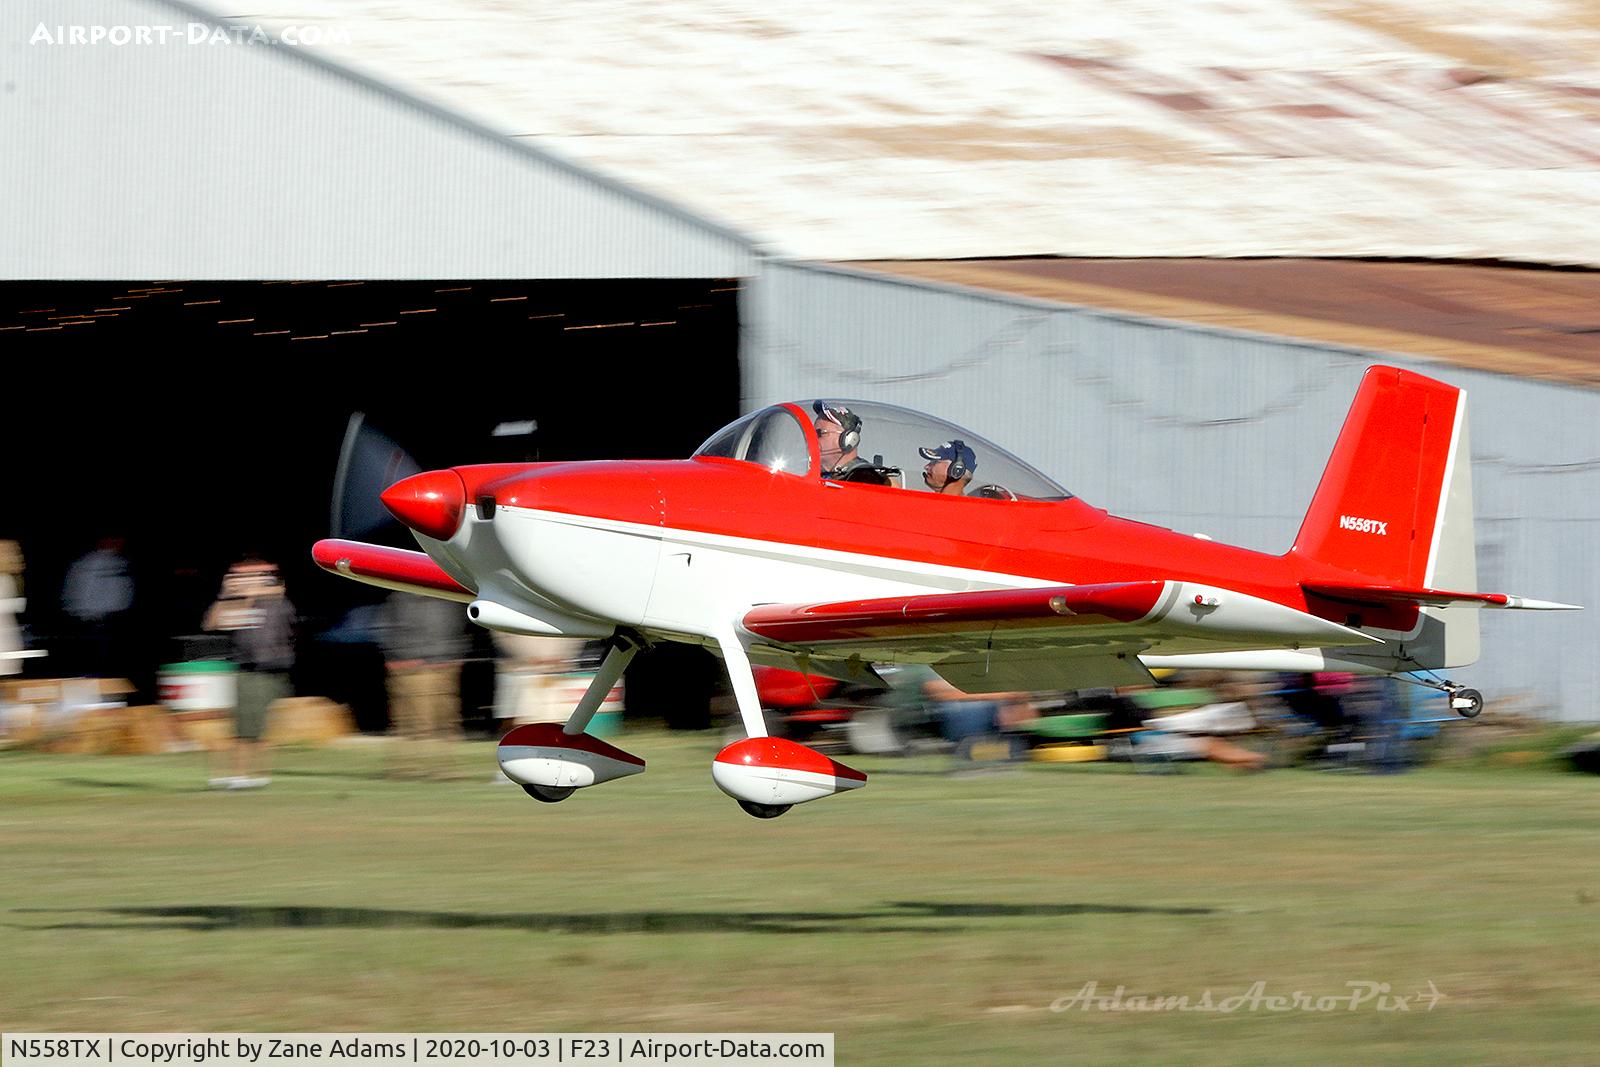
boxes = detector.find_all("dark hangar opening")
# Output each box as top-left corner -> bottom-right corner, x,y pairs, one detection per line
1,278 -> 741,730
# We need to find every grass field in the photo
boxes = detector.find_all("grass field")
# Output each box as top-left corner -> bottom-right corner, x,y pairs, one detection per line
3,733 -> 1598,1064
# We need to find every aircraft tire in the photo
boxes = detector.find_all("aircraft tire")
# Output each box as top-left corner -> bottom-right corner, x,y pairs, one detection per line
737,800 -> 792,819
523,784 -> 576,803
1452,688 -> 1483,718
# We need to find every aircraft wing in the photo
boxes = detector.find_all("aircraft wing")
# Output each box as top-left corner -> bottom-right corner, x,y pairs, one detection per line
312,538 -> 476,603
740,580 -> 1383,694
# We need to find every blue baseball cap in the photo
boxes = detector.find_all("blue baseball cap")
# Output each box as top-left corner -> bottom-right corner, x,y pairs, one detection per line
918,439 -> 976,472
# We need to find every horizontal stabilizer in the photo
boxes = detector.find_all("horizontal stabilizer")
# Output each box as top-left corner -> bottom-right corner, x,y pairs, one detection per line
1303,582 -> 1580,612
311,538 -> 476,602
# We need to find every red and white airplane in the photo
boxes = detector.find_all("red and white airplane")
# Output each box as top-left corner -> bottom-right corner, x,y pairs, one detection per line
314,366 -> 1576,817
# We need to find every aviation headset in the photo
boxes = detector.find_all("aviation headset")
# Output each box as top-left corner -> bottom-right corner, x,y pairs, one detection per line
814,401 -> 861,454
945,440 -> 968,483
919,439 -> 972,490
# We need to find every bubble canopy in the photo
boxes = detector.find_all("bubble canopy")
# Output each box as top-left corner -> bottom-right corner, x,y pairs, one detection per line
693,400 -> 1073,502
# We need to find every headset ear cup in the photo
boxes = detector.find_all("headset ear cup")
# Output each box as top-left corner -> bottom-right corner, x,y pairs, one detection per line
947,440 -> 968,483
840,427 -> 860,453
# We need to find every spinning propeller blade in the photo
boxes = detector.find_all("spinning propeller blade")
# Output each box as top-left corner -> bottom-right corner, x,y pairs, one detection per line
329,412 -> 422,540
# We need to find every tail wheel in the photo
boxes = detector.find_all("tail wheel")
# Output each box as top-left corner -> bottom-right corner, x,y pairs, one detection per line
737,800 -> 792,819
523,784 -> 576,803
1451,688 -> 1483,718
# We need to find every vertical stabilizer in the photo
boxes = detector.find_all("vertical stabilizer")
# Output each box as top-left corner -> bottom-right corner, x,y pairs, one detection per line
1290,367 -> 1479,667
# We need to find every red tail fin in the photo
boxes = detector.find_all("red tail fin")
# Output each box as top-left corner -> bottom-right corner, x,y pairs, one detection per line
1291,366 -> 1468,587
1289,366 -> 1480,667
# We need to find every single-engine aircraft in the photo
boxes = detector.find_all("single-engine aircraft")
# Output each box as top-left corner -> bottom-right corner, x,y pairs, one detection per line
314,366 -> 1577,817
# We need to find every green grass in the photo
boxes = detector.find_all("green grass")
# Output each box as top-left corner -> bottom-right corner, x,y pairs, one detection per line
3,734 -> 1599,1064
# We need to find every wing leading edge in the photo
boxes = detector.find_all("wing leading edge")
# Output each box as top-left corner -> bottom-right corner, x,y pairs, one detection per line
312,538 -> 476,603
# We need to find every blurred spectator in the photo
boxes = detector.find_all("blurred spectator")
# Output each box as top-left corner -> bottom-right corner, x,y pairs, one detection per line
1160,702 -> 1267,769
203,556 -> 295,789
61,535 -> 134,679
380,591 -> 469,777
1277,671 -> 1398,766
1344,674 -> 1408,773
1306,671 -> 1357,730
892,663 -> 1035,743
1142,677 -> 1269,771
491,632 -> 583,730
1,540 -> 25,678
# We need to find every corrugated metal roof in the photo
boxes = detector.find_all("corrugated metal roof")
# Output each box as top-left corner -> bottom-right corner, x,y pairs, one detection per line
217,0 -> 1600,264
845,259 -> 1600,389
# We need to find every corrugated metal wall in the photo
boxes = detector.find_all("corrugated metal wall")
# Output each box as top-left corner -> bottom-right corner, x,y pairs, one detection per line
746,260 -> 1600,721
0,0 -> 757,279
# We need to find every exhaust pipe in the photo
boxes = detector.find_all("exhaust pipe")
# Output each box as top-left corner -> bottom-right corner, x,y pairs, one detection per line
466,598 -> 611,639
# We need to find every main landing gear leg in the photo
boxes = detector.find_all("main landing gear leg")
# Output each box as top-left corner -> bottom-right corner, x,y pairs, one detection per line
714,627 -> 770,740
713,628 -> 785,817
562,632 -> 640,735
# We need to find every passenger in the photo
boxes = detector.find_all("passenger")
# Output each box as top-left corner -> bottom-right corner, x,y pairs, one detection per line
919,439 -> 977,496
813,402 -> 871,480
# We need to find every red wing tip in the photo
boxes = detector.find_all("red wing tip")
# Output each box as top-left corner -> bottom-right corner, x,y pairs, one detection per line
309,539 -> 474,598
311,538 -> 370,576
311,539 -> 346,566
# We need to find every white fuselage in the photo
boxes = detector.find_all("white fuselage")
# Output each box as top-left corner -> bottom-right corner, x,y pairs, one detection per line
422,505 -> 1399,676
436,504 -> 1052,642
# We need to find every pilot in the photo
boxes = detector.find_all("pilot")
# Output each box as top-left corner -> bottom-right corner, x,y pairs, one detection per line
919,439 -> 977,495
814,401 -> 871,480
